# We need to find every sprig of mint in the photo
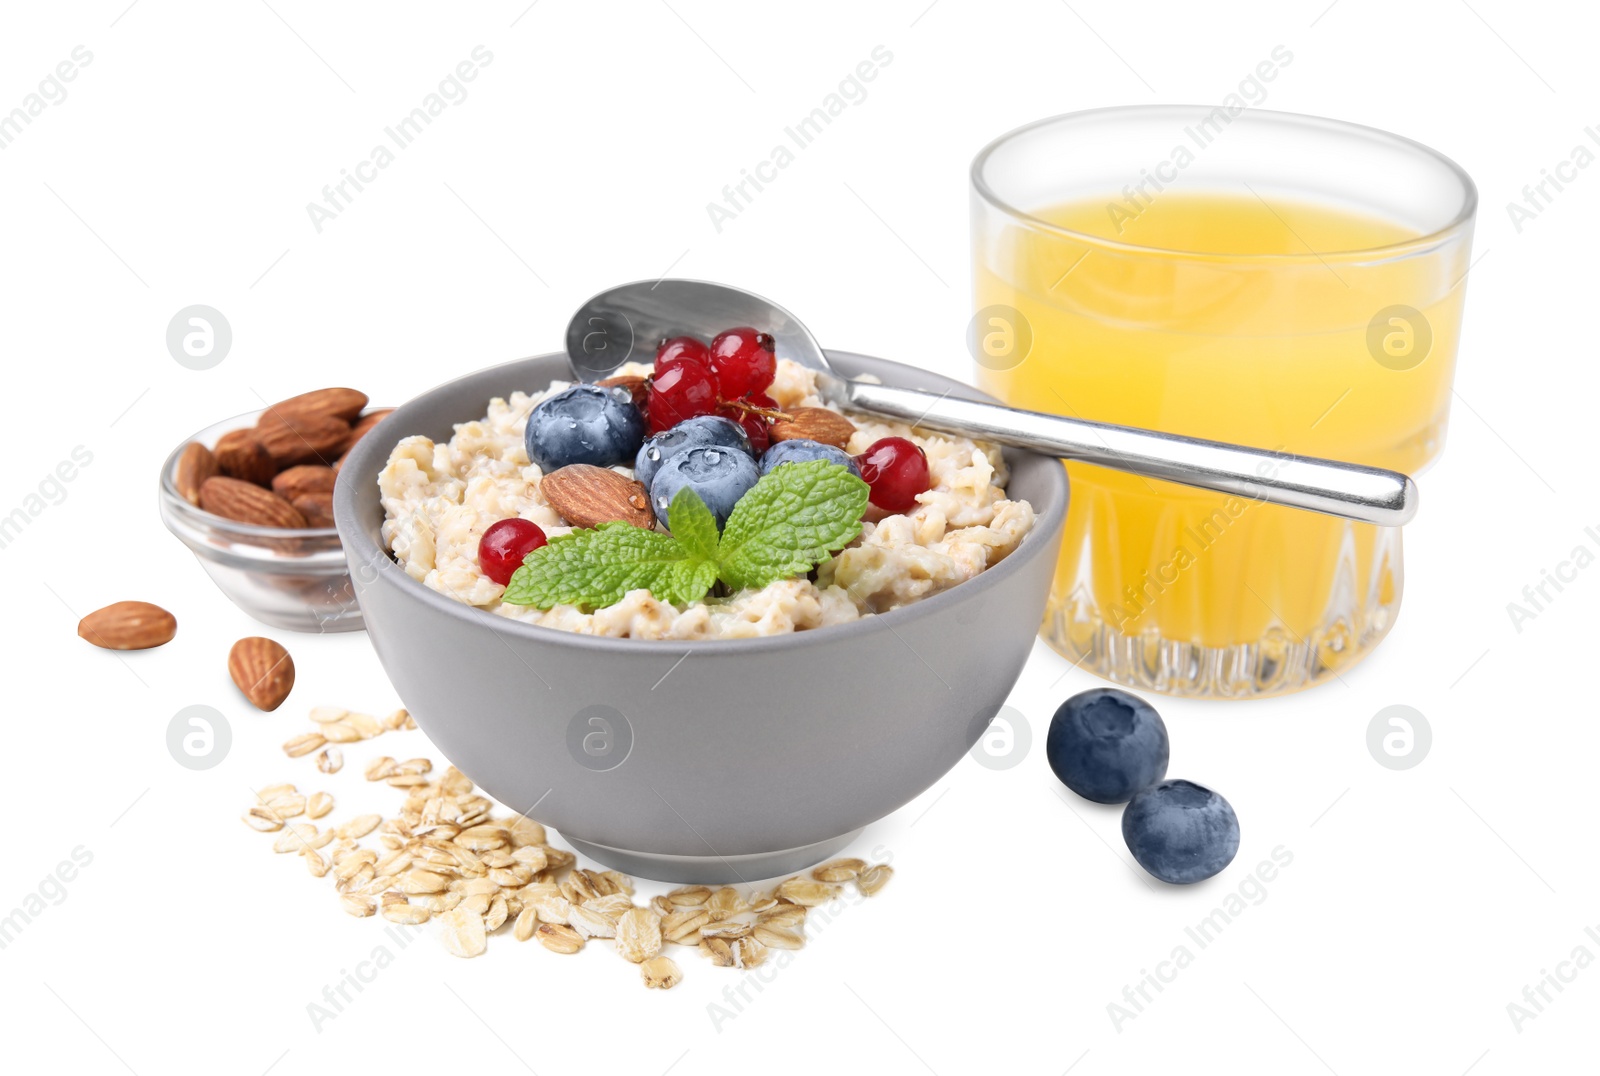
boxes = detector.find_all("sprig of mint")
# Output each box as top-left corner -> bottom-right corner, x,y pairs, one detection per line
501,459 -> 869,611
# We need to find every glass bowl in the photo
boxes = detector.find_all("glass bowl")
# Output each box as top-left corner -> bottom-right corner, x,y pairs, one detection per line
158,410 -> 365,633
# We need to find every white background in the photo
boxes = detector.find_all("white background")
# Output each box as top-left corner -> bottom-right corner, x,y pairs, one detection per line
1,1 -> 1596,1073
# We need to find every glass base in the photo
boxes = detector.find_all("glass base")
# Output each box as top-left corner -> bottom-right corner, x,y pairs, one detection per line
1042,529 -> 1404,700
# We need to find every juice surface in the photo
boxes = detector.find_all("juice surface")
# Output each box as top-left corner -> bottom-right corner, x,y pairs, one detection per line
975,192 -> 1466,687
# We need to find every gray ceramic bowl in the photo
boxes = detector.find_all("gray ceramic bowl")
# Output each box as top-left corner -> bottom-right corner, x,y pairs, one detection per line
335,351 -> 1067,882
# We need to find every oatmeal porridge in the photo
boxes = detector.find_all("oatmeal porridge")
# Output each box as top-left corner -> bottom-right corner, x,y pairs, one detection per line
378,359 -> 1035,639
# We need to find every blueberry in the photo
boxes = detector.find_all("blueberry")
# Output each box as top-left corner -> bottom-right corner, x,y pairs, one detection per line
759,439 -> 862,479
1046,688 -> 1169,804
524,384 -> 645,472
634,415 -> 752,492
1122,779 -> 1240,885
650,446 -> 760,529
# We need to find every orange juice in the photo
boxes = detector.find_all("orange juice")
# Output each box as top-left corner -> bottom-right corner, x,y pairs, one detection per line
975,192 -> 1468,696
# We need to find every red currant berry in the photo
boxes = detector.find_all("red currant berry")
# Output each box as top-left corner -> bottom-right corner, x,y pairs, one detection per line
855,437 -> 930,513
478,518 -> 547,585
708,327 -> 776,400
655,335 -> 709,373
647,359 -> 719,433
718,390 -> 776,454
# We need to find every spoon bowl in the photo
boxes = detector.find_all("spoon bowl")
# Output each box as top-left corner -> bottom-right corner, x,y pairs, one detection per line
566,279 -> 829,381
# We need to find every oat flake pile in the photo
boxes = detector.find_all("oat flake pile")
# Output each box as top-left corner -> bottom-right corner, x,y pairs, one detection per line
245,704 -> 892,988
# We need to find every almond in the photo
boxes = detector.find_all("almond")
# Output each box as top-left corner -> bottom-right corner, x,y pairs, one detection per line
213,429 -> 276,486
272,465 -> 337,501
228,636 -> 295,711
540,465 -> 652,529
174,442 -> 217,505
199,476 -> 308,528
770,407 -> 857,450
291,491 -> 335,528
255,411 -> 350,468
340,408 -> 394,454
77,601 -> 177,650
262,387 -> 369,426
597,375 -> 648,411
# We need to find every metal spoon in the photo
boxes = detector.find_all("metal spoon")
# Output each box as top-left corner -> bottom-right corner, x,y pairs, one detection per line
565,279 -> 1417,526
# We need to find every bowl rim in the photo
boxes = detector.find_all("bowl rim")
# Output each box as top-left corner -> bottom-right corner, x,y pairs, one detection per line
335,349 -> 1069,656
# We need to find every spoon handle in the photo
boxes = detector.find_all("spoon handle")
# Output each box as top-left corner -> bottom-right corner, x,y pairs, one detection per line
827,378 -> 1417,526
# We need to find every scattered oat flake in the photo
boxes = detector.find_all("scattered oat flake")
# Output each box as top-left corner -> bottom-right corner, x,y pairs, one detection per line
812,857 -> 866,882
343,712 -> 382,738
456,825 -> 510,851
699,919 -> 752,941
757,904 -> 806,929
706,886 -> 744,920
585,893 -> 634,920
273,824 -> 318,854
530,892 -> 572,925
857,864 -> 893,896
776,878 -> 839,906
752,923 -> 804,950
662,908 -> 712,944
243,806 -> 283,832
640,955 -> 682,989
338,814 -> 382,839
570,905 -> 618,939
615,908 -> 662,963
438,905 -> 487,958
382,895 -> 430,926
736,937 -> 769,968
667,885 -> 711,907
484,893 -> 510,932
537,923 -> 585,954
283,732 -> 325,758
401,869 -> 450,895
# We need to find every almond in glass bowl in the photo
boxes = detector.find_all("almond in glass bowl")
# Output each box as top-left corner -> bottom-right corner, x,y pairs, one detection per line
159,400 -> 391,633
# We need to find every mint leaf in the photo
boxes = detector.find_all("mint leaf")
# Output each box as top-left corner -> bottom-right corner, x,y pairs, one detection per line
716,459 -> 869,592
498,459 -> 868,612
502,522 -> 715,610
666,555 -> 720,606
667,486 -> 720,563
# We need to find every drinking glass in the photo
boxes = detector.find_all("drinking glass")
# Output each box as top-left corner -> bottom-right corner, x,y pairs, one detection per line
971,106 -> 1476,697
